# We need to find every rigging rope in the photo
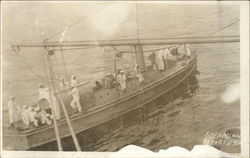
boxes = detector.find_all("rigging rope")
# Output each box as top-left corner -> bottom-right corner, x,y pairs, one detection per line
11,48 -> 45,83
113,11 -> 237,39
40,46 -> 51,86
208,18 -> 239,36
53,47 -> 61,82
44,16 -> 88,42
60,47 -> 69,81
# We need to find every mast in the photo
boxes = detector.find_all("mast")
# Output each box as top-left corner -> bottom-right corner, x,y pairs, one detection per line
134,4 -> 146,72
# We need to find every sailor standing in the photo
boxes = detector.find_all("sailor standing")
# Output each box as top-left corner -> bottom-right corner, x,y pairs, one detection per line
70,75 -> 78,87
38,84 -> 60,119
148,51 -> 157,70
134,64 -> 144,85
69,75 -> 82,113
8,96 -> 20,128
59,77 -> 69,91
51,90 -> 61,120
38,84 -> 50,103
117,70 -> 127,91
163,48 -> 169,69
156,50 -> 165,72
185,44 -> 191,58
177,45 -> 186,60
69,86 -> 82,113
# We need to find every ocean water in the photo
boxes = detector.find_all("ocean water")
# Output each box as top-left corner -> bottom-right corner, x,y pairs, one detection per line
2,3 -> 240,152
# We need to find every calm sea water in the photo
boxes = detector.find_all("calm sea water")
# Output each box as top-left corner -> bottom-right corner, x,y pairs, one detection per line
2,3 -> 240,152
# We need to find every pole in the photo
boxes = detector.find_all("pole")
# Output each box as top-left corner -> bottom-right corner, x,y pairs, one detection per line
45,48 -> 63,151
135,5 -> 146,72
12,35 -> 240,48
59,98 -> 81,151
48,92 -> 63,151
114,54 -> 117,75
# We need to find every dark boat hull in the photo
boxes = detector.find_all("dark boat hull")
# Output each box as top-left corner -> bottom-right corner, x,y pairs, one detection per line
4,55 -> 197,150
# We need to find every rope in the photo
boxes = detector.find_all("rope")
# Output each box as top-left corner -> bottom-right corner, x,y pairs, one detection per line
113,10 -> 235,39
11,47 -> 45,82
114,9 -> 222,39
44,16 -> 88,42
208,18 -> 239,36
47,52 -> 58,92
60,47 -> 69,81
51,48 -> 59,82
40,47 -> 51,86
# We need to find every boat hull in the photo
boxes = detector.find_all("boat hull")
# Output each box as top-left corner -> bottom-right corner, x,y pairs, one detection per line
4,55 -> 197,150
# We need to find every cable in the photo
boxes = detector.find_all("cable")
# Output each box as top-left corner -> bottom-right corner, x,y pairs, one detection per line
60,47 -> 70,81
44,16 -> 88,42
11,47 -> 45,82
113,10 -> 235,39
208,18 -> 239,36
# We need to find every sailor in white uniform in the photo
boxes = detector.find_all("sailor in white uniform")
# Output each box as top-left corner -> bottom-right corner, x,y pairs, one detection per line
51,90 -> 61,120
163,48 -> 170,69
60,77 -> 69,91
38,84 -> 61,119
38,84 -> 50,103
70,75 -> 78,87
134,64 -> 144,85
21,105 -> 38,128
8,96 -> 21,128
185,44 -> 191,58
35,106 -> 52,125
117,70 -> 127,91
69,86 -> 82,113
156,50 -> 165,71
69,75 -> 82,112
177,45 -> 185,59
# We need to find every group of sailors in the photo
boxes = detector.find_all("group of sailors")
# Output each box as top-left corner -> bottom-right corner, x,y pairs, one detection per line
7,44 -> 192,130
93,64 -> 145,94
8,75 -> 83,129
148,44 -> 191,72
7,96 -> 50,129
